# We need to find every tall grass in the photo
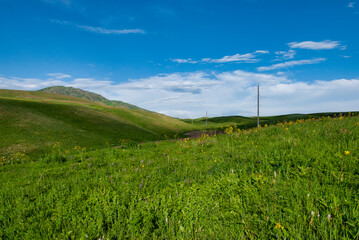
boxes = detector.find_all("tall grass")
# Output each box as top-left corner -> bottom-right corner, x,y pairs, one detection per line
0,114 -> 358,239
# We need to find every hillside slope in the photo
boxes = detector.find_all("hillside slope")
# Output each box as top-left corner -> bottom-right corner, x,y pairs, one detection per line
39,86 -> 144,110
0,89 -> 191,155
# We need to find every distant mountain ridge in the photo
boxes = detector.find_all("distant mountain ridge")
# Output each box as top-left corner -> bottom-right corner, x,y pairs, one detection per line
39,86 -> 144,110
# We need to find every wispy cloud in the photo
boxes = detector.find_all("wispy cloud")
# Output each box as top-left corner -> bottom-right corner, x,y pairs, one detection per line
273,50 -> 296,61
77,25 -> 145,35
348,2 -> 355,7
288,40 -> 343,50
257,58 -> 326,71
202,51 -> 267,63
51,19 -> 70,25
51,19 -> 146,35
171,50 -> 269,64
46,73 -> 72,79
170,58 -> 198,64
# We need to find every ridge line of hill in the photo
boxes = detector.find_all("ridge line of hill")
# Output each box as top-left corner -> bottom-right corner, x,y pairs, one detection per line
39,86 -> 145,111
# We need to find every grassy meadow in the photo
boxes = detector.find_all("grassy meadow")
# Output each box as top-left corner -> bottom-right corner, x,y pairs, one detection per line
1,113 -> 358,239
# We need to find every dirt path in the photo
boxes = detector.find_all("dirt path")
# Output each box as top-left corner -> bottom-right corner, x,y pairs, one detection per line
183,130 -> 223,139
128,130 -> 224,147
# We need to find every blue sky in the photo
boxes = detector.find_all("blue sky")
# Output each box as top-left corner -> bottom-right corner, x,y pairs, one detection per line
1,0 -> 359,118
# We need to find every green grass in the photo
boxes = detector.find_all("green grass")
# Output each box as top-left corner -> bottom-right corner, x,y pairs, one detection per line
182,112 -> 357,131
1,114 -> 358,239
182,115 -> 256,130
0,89 -> 192,156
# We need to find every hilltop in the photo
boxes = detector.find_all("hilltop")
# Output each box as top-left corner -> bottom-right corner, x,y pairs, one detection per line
39,86 -> 108,102
39,86 -> 144,110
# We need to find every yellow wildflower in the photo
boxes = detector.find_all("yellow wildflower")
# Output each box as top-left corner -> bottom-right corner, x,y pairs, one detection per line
275,223 -> 284,230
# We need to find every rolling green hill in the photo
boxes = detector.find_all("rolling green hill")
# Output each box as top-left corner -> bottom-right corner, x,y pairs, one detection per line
39,86 -> 144,110
182,112 -> 357,130
0,89 -> 191,155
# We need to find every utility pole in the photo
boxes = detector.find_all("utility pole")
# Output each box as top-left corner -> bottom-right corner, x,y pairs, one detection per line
257,83 -> 260,129
205,110 -> 208,130
189,113 -> 193,125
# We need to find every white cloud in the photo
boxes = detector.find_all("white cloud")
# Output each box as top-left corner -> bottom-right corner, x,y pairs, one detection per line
159,110 -> 192,118
51,19 -> 146,35
203,50 -> 269,63
77,25 -> 146,35
257,58 -> 326,71
202,53 -> 257,63
288,40 -> 342,50
71,78 -> 115,89
255,50 -> 270,54
121,72 -> 220,94
274,50 -> 296,61
171,58 -> 198,64
171,50 -> 269,64
0,76 -> 67,90
1,71 -> 358,118
46,73 -> 72,79
348,2 -> 355,7
260,79 -> 359,115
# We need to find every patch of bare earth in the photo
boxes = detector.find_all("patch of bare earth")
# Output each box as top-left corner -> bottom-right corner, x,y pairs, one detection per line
131,130 -> 224,146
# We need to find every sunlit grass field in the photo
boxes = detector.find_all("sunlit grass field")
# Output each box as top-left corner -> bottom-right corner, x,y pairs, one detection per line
1,113 -> 358,239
